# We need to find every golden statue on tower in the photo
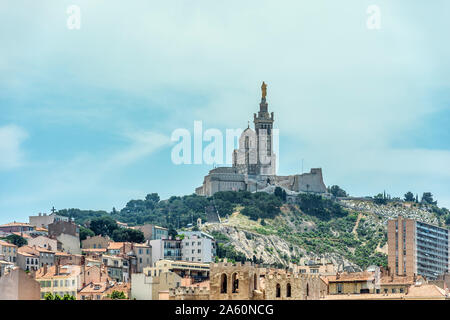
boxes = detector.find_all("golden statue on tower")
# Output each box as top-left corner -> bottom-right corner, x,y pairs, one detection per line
261,81 -> 267,99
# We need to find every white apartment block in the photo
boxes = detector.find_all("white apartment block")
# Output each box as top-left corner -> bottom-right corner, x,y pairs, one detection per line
180,231 -> 216,263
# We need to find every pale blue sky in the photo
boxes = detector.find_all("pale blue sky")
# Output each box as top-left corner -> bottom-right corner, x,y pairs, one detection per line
1,1 -> 449,224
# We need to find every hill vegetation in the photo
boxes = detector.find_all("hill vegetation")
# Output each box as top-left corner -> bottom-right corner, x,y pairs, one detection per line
56,187 -> 449,270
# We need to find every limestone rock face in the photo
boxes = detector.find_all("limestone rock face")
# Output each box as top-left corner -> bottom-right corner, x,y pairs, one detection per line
203,223 -> 359,273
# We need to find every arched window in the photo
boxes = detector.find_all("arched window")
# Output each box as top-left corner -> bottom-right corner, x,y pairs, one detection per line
220,274 -> 227,293
253,274 -> 257,290
286,283 -> 291,297
232,272 -> 239,293
276,283 -> 281,298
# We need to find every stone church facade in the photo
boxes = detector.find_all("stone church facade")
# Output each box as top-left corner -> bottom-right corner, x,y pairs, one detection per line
195,82 -> 327,197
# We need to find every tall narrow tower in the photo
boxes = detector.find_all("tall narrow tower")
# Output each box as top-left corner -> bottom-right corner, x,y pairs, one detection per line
254,82 -> 276,175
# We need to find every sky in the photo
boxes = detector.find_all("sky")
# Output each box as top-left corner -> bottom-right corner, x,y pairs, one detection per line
1,1 -> 449,224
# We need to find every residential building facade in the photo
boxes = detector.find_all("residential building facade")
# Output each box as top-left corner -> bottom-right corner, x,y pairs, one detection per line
180,231 -> 216,263
388,216 -> 450,280
150,238 -> 182,262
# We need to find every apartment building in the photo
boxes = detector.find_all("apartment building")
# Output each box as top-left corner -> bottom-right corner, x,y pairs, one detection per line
17,248 -> 40,271
102,255 -> 130,282
133,243 -> 152,273
27,235 -> 61,251
388,216 -> 450,280
133,224 -> 169,241
180,231 -> 216,263
0,240 -> 17,264
150,238 -> 182,262
0,222 -> 34,233
145,259 -> 210,282
35,264 -> 82,299
29,212 -> 69,229
82,235 -> 111,249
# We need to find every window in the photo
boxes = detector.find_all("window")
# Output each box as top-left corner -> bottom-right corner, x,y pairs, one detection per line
337,283 -> 343,294
286,283 -> 291,297
399,288 -> 404,293
276,284 -> 281,298
392,289 -> 396,293
232,273 -> 239,293
220,274 -> 227,293
54,280 -> 58,287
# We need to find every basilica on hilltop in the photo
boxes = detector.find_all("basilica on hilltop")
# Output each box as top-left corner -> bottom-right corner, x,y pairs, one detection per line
195,82 -> 327,197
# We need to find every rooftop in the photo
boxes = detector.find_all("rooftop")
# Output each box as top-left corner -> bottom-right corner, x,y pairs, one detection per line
35,265 -> 82,279
0,240 -> 17,247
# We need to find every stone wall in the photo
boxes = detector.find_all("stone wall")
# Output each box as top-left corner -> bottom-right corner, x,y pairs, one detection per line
263,272 -> 327,300
169,287 -> 210,300
210,261 -> 260,300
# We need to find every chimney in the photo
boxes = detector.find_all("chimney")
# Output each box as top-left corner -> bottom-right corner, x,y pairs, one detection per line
55,259 -> 60,275
82,256 -> 86,287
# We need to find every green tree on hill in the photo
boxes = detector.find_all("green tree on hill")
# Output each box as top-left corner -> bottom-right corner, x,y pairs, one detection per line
421,192 -> 437,205
89,216 -> 118,237
328,185 -> 348,197
79,226 -> 95,241
5,234 -> 27,247
404,191 -> 415,202
111,228 -> 145,243
373,193 -> 387,205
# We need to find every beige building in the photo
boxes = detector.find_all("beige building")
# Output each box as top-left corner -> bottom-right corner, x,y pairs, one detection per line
0,260 -> 14,277
35,264 -> 82,299
0,240 -> 17,264
325,269 -> 425,296
133,243 -> 152,273
294,261 -> 336,275
0,267 -> 41,300
29,213 -> 69,229
131,271 -> 182,300
27,236 -> 60,251
323,283 -> 449,300
81,235 -> 111,249
145,259 -> 210,281
55,233 -> 81,254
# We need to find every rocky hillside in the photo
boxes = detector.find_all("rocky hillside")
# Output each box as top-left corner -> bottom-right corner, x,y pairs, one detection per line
199,198 -> 441,271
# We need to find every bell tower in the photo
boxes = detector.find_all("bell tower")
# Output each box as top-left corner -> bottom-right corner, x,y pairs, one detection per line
253,82 -> 276,175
